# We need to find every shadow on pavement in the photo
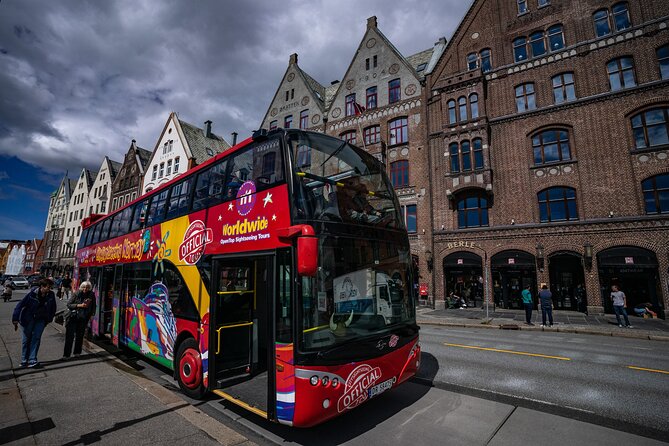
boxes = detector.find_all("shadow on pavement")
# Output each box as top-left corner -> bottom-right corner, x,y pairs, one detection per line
0,417 -> 56,445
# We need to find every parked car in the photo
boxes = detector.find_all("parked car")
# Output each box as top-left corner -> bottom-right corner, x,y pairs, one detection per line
27,274 -> 43,286
9,276 -> 29,289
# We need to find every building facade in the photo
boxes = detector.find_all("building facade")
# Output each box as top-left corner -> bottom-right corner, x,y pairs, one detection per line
41,177 -> 76,276
61,168 -> 96,268
110,140 -> 152,212
141,113 -> 230,194
23,239 -> 41,275
89,157 -> 121,217
426,0 -> 669,316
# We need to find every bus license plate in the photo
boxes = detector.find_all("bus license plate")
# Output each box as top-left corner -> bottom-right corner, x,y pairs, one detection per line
368,377 -> 395,399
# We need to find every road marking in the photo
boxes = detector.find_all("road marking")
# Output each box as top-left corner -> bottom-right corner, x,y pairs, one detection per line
444,343 -> 571,361
627,366 -> 669,375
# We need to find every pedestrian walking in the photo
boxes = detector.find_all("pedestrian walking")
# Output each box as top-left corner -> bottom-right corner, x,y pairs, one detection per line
521,284 -> 534,325
538,283 -> 554,327
60,273 -> 73,301
11,278 -> 57,368
62,281 -> 96,359
611,284 -> 632,328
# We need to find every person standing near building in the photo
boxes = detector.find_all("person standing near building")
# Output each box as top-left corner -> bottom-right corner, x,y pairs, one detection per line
521,284 -> 534,325
60,273 -> 73,301
62,281 -> 96,359
538,283 -> 554,327
11,278 -> 57,368
611,284 -> 632,328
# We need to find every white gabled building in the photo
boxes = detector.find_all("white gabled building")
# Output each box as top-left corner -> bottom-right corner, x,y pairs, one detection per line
89,156 -> 121,216
61,168 -> 96,267
42,176 -> 76,275
141,112 -> 230,194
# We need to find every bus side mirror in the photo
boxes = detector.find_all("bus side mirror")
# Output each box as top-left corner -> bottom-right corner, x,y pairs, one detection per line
297,236 -> 318,277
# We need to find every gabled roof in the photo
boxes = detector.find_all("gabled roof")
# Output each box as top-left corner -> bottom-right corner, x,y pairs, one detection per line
178,118 -> 231,164
108,158 -> 122,180
136,146 -> 152,169
406,47 -> 435,79
86,169 -> 97,188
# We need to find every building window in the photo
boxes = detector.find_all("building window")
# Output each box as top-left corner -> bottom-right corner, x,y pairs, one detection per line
457,192 -> 489,228
533,129 -> 572,164
269,120 -> 278,131
364,125 -> 380,145
390,160 -> 409,188
657,45 -> 669,79
366,58 -> 370,70
448,100 -> 457,124
631,107 -> 669,149
642,174 -> 669,214
340,130 -> 356,145
517,0 -> 528,14
389,79 -> 401,104
458,96 -> 468,121
529,31 -> 546,57
547,25 -> 565,51
513,37 -> 527,62
403,204 -> 417,233
166,159 -> 172,176
388,117 -> 408,145
612,2 -> 631,32
515,83 -> 536,112
480,49 -> 492,73
345,94 -> 356,117
467,52 -> 478,70
373,55 -> 377,68
538,187 -> 578,222
174,157 -> 180,173
470,93 -> 479,119
284,115 -> 293,129
159,162 -> 164,178
296,144 -> 311,168
607,57 -> 636,91
552,72 -> 576,104
152,165 -> 157,180
366,87 -> 378,110
473,138 -> 484,169
100,200 -> 106,213
299,110 -> 309,129
538,0 -> 550,6
450,140 -> 484,173
593,9 -> 611,37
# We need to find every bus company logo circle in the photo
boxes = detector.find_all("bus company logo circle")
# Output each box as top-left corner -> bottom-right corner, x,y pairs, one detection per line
236,181 -> 256,216
337,364 -> 382,413
179,220 -> 213,265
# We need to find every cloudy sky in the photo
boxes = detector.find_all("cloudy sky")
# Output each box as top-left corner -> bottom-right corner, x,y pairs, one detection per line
0,0 -> 469,240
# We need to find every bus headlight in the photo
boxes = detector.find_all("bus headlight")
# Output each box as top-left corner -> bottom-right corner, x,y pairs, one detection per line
321,376 -> 329,386
331,378 -> 339,388
310,375 -> 319,386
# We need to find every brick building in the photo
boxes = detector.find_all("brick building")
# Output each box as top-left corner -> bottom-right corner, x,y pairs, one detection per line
425,0 -> 669,316
261,17 -> 447,294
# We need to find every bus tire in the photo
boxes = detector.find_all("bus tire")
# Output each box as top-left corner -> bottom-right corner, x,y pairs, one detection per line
175,338 -> 206,399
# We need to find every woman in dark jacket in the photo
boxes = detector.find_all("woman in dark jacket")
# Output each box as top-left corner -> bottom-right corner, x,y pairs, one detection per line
12,278 -> 57,368
62,281 -> 96,359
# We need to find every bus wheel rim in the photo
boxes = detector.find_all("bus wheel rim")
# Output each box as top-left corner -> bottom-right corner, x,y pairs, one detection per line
179,348 -> 202,389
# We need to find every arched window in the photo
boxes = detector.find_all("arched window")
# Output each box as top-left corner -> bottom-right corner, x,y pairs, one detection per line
538,187 -> 578,222
513,37 -> 527,62
458,96 -> 468,121
449,142 -> 460,172
340,130 -> 356,145
642,174 -> 669,214
390,160 -> 409,188
529,31 -> 546,57
631,107 -> 669,149
388,117 -> 408,145
480,49 -> 492,73
547,25 -> 565,51
467,52 -> 478,70
448,100 -> 457,124
607,57 -> 636,91
473,138 -> 484,169
593,9 -> 610,37
612,2 -> 631,32
552,72 -> 576,104
470,93 -> 479,119
450,139 -> 484,173
532,129 -> 571,164
389,78 -> 401,104
515,83 -> 536,112
457,192 -> 489,228
658,45 -> 669,79
363,125 -> 380,145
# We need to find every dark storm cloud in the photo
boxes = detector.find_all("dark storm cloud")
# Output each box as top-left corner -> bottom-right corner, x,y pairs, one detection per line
0,0 -> 467,176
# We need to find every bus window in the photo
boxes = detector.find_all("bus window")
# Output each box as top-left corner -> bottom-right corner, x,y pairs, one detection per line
117,206 -> 133,236
129,199 -> 149,233
252,138 -> 284,191
276,250 -> 292,343
146,189 -> 169,227
80,228 -> 90,248
122,262 -> 152,302
165,178 -> 192,220
90,223 -> 102,246
193,160 -> 227,211
99,217 -> 113,242
109,212 -> 121,239
227,150 -> 252,198
158,261 -> 198,320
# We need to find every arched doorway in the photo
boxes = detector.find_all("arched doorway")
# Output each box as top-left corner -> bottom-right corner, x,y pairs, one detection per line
443,252 -> 483,308
597,246 -> 664,318
491,250 -> 537,309
548,252 -> 586,311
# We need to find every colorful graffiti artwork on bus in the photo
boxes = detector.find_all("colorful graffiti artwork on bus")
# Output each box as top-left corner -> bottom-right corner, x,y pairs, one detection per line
200,312 -> 210,388
152,231 -> 172,275
123,282 -> 177,369
275,343 -> 295,424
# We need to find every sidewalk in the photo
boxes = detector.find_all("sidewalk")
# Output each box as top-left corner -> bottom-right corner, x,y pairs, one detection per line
0,318 -> 255,446
417,306 -> 669,341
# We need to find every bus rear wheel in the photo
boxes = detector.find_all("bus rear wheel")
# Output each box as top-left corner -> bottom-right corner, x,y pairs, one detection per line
176,338 -> 206,399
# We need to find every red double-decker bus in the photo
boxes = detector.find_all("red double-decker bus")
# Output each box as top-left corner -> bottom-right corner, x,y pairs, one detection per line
75,129 -> 419,427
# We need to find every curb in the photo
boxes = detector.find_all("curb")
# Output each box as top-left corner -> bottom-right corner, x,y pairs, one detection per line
416,319 -> 669,341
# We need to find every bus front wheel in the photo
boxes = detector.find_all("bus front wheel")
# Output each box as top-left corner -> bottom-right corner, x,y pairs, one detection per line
176,338 -> 206,399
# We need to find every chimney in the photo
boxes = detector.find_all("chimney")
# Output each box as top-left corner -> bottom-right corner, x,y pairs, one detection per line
204,120 -> 212,138
330,80 -> 340,85
289,53 -> 298,65
367,16 -> 377,29
231,132 -> 238,146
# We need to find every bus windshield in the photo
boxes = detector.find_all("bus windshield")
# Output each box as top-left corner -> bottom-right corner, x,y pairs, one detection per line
288,131 -> 402,228
300,235 -> 415,354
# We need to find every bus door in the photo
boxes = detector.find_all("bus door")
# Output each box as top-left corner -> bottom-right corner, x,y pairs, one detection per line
111,264 -> 123,346
211,256 -> 272,382
98,265 -> 115,338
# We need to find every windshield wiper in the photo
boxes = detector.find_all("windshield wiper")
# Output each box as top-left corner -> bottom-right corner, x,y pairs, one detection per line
319,140 -> 347,168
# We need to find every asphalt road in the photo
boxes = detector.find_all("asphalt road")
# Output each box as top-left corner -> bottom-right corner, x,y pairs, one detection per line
417,325 -> 669,436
